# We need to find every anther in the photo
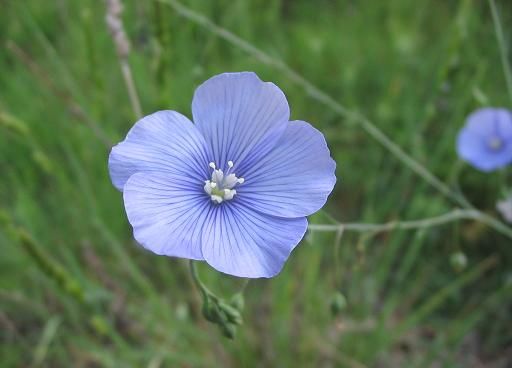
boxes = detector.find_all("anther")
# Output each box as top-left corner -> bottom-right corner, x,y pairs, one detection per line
209,162 -> 216,169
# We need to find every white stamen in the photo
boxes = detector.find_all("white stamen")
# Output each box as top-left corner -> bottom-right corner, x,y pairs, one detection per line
211,195 -> 223,204
224,189 -> 236,200
223,174 -> 239,189
204,160 -> 244,203
203,181 -> 212,195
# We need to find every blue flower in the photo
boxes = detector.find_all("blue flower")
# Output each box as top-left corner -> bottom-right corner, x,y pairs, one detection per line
109,72 -> 336,278
457,107 -> 512,172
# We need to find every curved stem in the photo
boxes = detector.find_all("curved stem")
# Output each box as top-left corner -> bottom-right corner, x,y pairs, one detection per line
189,260 -> 250,300
189,260 -> 215,300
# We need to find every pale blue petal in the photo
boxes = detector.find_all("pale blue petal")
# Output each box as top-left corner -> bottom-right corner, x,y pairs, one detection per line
201,203 -> 308,278
494,109 -> 512,139
109,110 -> 210,191
236,121 -> 336,218
465,108 -> 512,136
123,172 -> 211,260
192,72 -> 289,169
456,128 -> 488,166
457,108 -> 512,172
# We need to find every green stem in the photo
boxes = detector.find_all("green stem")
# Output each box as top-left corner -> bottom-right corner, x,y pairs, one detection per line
307,208 -> 512,239
489,0 -> 512,103
189,260 -> 215,300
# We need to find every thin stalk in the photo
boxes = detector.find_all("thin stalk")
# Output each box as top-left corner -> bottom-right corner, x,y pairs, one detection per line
189,260 -> 215,300
119,60 -> 143,119
105,0 -> 143,119
489,0 -> 512,102
309,209 -> 512,239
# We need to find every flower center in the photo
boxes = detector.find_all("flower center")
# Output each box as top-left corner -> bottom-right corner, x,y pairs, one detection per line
204,161 -> 245,204
488,137 -> 503,151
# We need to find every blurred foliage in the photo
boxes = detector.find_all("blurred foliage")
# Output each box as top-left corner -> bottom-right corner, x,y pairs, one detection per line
1,0 -> 511,366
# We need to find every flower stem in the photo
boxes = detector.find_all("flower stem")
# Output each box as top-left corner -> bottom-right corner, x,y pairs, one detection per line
489,0 -> 512,103
188,260 -> 244,339
188,260 -> 215,300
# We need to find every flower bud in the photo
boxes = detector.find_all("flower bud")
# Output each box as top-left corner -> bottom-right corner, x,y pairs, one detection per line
202,296 -> 222,323
219,302 -> 243,326
230,293 -> 245,311
220,322 -> 237,339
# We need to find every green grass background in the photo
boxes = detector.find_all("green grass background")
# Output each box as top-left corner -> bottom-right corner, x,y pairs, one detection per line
1,0 -> 511,366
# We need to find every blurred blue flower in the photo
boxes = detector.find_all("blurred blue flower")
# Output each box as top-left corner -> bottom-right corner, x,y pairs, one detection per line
108,72 -> 336,278
457,108 -> 512,172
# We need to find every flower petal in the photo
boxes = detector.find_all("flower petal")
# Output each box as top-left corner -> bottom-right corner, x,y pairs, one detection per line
192,72 -> 289,169
201,203 -> 308,278
456,129 -> 490,170
457,130 -> 512,171
465,108 -> 512,136
109,110 -> 210,191
123,172 -> 211,260
457,108 -> 512,172
236,121 -> 336,218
